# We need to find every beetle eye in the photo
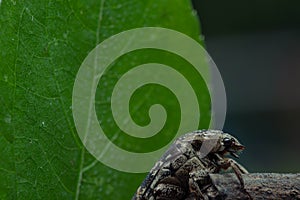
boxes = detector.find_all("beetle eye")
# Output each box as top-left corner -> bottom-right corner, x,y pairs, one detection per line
223,137 -> 232,147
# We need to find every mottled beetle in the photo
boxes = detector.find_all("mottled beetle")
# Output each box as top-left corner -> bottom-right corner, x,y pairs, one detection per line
132,130 -> 249,200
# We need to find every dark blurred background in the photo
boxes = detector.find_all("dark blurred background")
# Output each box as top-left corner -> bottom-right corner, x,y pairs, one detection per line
192,0 -> 300,172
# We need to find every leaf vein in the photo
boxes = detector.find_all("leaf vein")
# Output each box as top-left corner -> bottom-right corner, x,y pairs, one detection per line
74,0 -> 106,199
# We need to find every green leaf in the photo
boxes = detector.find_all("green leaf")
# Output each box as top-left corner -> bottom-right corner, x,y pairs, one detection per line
0,0 -> 206,199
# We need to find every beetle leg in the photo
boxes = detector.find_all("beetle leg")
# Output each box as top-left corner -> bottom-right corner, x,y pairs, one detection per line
219,158 -> 248,188
186,178 -> 208,200
227,159 -> 253,199
186,157 -> 209,200
229,159 -> 245,188
230,158 -> 249,174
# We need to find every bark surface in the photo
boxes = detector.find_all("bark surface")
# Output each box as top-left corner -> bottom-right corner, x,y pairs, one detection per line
207,173 -> 300,200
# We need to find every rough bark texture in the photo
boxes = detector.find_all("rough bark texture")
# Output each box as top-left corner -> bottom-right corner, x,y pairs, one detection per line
207,173 -> 300,200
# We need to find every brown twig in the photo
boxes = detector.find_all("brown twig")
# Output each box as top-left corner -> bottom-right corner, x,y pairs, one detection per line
205,173 -> 300,199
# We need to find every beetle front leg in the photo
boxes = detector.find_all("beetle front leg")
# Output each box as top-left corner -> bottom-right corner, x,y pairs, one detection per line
219,158 -> 248,188
229,158 -> 249,174
223,159 -> 253,199
229,159 -> 246,188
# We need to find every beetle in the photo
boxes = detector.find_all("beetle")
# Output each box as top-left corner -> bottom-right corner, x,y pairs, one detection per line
132,129 -> 249,200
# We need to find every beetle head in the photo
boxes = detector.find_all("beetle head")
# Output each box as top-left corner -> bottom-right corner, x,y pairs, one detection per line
219,133 -> 245,158
177,130 -> 245,159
